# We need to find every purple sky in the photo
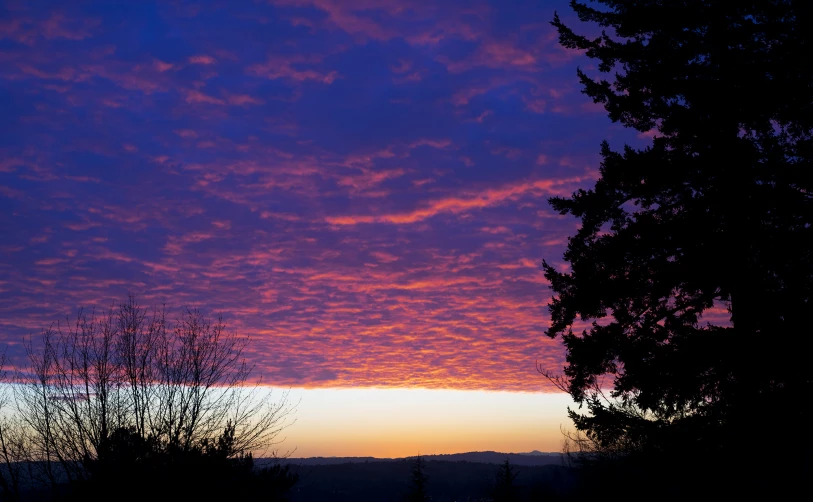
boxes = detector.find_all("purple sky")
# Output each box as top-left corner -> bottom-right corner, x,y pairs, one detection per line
1,0 -> 652,391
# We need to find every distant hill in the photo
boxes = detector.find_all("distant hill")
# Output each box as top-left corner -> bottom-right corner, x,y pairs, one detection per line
277,451 -> 564,467
278,458 -> 577,502
417,451 -> 564,466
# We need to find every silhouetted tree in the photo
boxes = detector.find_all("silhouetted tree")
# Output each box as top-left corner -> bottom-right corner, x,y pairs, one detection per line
10,294 -> 297,500
543,1 -> 812,498
406,456 -> 429,502
492,459 -> 519,502
0,353 -> 30,502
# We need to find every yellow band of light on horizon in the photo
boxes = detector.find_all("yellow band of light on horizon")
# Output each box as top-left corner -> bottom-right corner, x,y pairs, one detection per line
272,388 -> 575,458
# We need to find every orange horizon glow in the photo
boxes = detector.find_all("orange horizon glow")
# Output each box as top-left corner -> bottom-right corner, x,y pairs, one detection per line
267,388 -> 574,458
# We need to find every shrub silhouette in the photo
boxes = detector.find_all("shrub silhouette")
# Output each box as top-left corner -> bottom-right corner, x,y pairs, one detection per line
70,423 -> 297,501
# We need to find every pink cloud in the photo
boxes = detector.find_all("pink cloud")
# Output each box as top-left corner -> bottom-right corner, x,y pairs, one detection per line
524,96 -> 546,113
34,257 -> 67,266
272,0 -> 408,41
390,59 -> 412,74
0,158 -> 24,173
490,146 -> 524,160
226,93 -> 265,106
451,86 -> 490,106
174,129 -> 198,138
449,76 -> 525,107
1,13 -> 99,45
183,89 -> 225,105
247,55 -> 339,84
164,230 -> 219,255
408,138 -> 452,150
153,60 -> 174,72
438,39 -> 537,74
189,54 -> 217,65
337,168 -> 405,192
369,251 -> 400,263
81,63 -> 168,94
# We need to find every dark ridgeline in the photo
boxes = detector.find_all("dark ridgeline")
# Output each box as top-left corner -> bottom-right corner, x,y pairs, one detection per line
542,0 -> 812,500
283,457 -> 576,502
285,451 -> 565,467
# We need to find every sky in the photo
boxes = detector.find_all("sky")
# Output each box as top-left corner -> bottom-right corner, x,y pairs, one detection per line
0,0 -> 652,456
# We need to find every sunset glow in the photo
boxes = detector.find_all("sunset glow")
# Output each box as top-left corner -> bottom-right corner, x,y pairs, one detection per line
280,388 -> 573,458
1,0 -> 649,455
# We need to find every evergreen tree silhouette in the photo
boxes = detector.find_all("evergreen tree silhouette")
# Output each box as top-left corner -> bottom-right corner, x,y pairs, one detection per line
543,1 -> 812,498
492,459 -> 519,502
406,456 -> 429,502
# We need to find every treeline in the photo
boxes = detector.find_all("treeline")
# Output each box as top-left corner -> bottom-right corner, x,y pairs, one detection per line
287,456 -> 574,502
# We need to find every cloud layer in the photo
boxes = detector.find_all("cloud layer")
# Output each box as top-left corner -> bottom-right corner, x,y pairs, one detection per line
0,0 -> 647,391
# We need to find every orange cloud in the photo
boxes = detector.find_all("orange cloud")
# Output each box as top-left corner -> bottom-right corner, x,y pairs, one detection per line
327,177 -> 585,225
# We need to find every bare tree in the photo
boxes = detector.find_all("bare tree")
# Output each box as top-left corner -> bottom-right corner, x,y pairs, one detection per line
0,352 -> 31,502
11,294 -> 295,493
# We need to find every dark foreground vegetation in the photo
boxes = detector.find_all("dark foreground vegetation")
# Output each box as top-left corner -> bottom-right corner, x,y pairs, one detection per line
540,0 -> 812,499
286,457 -> 575,502
7,454 -> 571,502
0,296 -> 297,502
